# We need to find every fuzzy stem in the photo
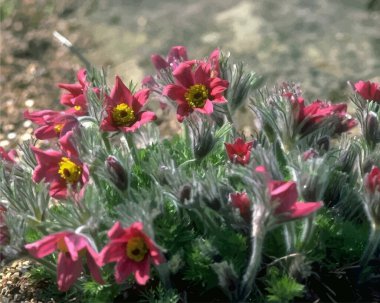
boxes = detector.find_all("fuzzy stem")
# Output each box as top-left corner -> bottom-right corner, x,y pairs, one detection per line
125,133 -> 140,164
360,225 -> 380,269
238,205 -> 267,302
101,133 -> 112,154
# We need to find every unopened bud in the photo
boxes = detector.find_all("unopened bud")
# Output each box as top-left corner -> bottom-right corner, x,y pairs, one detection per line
105,156 -> 128,191
316,136 -> 330,152
365,111 -> 379,145
179,184 -> 192,203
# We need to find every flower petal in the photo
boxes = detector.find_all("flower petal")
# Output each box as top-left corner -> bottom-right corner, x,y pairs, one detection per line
57,252 -> 83,292
163,84 -> 187,102
289,202 -> 323,219
172,62 -> 194,88
111,76 -> 133,106
135,258 -> 150,285
25,232 -> 66,258
86,251 -> 104,284
133,89 -> 150,112
114,258 -> 133,284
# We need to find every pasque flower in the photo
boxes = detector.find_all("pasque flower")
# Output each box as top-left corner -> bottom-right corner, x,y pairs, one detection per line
230,192 -> 251,221
0,147 -> 17,163
365,166 -> 380,194
58,68 -> 99,116
100,221 -> 164,285
151,45 -> 188,71
284,93 -> 357,135
25,231 -> 104,291
101,76 -> 156,132
225,137 -> 254,165
163,61 -> 228,122
31,131 -> 89,199
24,110 -> 78,140
354,80 -> 380,102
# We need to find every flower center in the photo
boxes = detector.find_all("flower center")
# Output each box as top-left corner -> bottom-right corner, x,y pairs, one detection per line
126,237 -> 148,262
54,123 -> 63,134
112,103 -> 136,126
185,84 -> 208,108
74,105 -> 82,111
58,157 -> 82,183
57,238 -> 68,253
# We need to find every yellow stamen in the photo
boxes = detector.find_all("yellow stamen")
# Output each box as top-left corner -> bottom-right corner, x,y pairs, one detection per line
184,84 -> 209,108
74,105 -> 82,111
111,103 -> 135,126
58,157 -> 82,183
126,237 -> 148,262
57,238 -> 68,253
54,123 -> 63,134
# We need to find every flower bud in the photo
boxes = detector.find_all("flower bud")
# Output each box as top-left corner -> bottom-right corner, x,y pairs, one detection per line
364,111 -> 380,146
105,156 -> 128,191
179,184 -> 191,203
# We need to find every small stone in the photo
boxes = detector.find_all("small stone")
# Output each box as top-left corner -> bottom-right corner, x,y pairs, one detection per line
25,99 -> 35,108
7,133 -> 16,140
23,120 -> 32,128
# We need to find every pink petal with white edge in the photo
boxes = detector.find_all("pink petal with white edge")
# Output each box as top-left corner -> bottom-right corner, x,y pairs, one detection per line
57,252 -> 83,292
111,76 -> 133,106
135,258 -> 150,285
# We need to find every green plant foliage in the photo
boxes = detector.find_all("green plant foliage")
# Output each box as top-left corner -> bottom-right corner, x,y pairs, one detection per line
140,283 -> 180,303
265,267 -> 304,303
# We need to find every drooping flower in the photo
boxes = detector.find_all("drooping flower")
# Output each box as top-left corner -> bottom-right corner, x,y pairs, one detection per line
269,180 -> 323,222
354,80 -> 380,102
230,192 -> 251,221
224,137 -> 254,165
58,68 -> 99,116
24,110 -> 78,140
363,166 -> 380,228
255,166 -> 323,222
25,231 -> 104,291
100,221 -> 164,285
163,61 -> 229,122
100,76 -> 156,132
284,92 -> 357,135
31,131 -> 89,199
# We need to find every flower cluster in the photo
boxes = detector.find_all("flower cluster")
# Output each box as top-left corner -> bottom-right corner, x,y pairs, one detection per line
1,45 -> 380,302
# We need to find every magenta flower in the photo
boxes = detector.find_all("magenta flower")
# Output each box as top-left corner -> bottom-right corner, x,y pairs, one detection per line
24,110 -> 78,140
230,192 -> 251,221
58,68 -> 99,116
163,61 -> 229,122
224,137 -> 254,165
25,231 -> 104,291
0,147 -> 17,163
365,166 -> 380,194
151,45 -> 188,71
269,180 -> 323,222
354,80 -> 380,102
101,76 -> 157,133
100,221 -> 165,285
31,131 -> 89,199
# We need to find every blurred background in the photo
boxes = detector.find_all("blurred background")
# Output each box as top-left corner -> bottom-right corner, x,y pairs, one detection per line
1,0 -> 379,148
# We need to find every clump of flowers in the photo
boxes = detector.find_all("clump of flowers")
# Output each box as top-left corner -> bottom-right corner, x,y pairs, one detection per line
1,47 -> 379,303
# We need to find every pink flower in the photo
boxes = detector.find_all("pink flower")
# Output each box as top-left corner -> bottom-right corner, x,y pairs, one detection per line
151,45 -> 188,71
230,192 -> 251,221
24,110 -> 78,140
255,166 -> 323,222
364,166 -> 380,193
354,80 -> 380,102
163,61 -> 229,122
100,221 -> 164,285
0,147 -> 17,163
302,149 -> 318,161
31,131 -> 89,199
224,137 -> 254,165
269,180 -> 323,222
25,231 -> 103,291
58,68 -> 99,116
101,76 -> 157,132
